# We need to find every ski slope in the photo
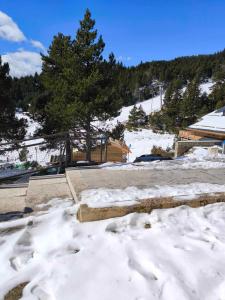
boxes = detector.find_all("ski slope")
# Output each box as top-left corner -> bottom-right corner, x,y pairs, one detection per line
105,81 -> 214,127
115,81 -> 213,162
113,94 -> 162,124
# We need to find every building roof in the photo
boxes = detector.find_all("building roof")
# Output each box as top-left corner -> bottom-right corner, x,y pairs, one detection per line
189,106 -> 225,133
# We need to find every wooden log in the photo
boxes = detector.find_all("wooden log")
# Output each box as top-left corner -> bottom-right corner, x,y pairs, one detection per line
77,193 -> 225,222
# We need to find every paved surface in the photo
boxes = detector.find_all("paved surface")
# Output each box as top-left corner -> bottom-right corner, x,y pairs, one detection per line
1,167 -> 225,214
66,168 -> 225,201
26,175 -> 72,208
0,186 -> 26,213
0,175 -> 72,214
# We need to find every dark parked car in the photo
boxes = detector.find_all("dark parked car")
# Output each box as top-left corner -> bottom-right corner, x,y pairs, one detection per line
133,154 -> 173,163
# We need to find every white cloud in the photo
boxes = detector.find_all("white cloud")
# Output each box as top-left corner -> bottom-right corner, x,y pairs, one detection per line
0,11 -> 26,42
2,50 -> 42,77
30,39 -> 46,51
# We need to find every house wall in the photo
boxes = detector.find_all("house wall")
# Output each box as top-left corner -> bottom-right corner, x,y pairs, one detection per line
72,144 -> 125,163
187,128 -> 225,140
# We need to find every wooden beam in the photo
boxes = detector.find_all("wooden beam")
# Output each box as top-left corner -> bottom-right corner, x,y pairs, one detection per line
77,193 -> 225,222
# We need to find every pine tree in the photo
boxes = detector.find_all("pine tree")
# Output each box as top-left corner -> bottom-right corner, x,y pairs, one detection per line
163,79 -> 183,130
109,122 -> 125,141
38,9 -> 122,161
19,147 -> 29,162
0,57 -> 26,142
137,105 -> 147,125
127,105 -> 147,128
180,79 -> 201,126
209,81 -> 225,110
127,105 -> 139,129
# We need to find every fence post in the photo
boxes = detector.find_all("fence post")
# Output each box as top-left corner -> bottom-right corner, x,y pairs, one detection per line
65,133 -> 71,167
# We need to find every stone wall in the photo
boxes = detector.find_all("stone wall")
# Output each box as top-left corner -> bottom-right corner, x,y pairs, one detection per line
175,140 -> 222,157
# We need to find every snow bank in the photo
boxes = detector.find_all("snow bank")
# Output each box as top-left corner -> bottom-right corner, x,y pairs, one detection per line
185,146 -> 225,160
1,199 -> 225,299
80,183 -> 225,207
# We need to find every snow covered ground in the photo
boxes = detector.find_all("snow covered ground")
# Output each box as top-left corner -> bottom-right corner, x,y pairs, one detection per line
2,199 -> 225,299
102,146 -> 225,171
199,80 -> 214,94
124,129 -> 175,162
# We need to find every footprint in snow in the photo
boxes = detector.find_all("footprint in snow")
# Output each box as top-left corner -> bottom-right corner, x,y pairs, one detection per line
127,252 -> 158,281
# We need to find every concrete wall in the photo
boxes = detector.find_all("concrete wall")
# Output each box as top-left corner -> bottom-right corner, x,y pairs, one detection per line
175,140 -> 222,157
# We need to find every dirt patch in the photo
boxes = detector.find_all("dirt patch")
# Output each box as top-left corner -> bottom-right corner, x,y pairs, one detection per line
4,282 -> 28,300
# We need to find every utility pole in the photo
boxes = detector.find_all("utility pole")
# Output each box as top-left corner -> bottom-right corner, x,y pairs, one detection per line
159,84 -> 163,109
35,147 -> 38,162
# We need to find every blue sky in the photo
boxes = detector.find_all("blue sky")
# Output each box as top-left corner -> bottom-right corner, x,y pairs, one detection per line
1,0 -> 225,76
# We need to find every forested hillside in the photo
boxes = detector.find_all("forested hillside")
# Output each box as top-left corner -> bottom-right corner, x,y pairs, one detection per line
7,47 -> 225,134
10,48 -> 225,106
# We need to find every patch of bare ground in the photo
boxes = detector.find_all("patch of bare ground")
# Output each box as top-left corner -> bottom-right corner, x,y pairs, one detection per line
4,282 -> 28,300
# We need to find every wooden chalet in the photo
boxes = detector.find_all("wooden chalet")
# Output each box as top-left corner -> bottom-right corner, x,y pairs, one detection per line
72,138 -> 131,163
179,106 -> 225,141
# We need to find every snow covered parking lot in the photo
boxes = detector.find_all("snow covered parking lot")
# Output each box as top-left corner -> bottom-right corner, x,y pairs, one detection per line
1,199 -> 225,299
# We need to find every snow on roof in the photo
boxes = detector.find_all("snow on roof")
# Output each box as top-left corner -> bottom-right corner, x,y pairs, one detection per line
189,106 -> 225,133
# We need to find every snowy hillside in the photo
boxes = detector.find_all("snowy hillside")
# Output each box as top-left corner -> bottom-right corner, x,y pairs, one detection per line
200,80 -> 214,94
125,130 -> 174,162
111,81 -> 213,162
108,81 -> 214,127
113,94 -> 162,125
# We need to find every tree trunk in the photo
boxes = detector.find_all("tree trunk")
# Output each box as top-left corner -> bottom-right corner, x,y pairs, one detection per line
85,120 -> 91,162
65,133 -> 71,167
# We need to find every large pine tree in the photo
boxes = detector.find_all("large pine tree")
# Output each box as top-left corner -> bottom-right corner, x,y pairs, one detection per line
37,9 -> 122,161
